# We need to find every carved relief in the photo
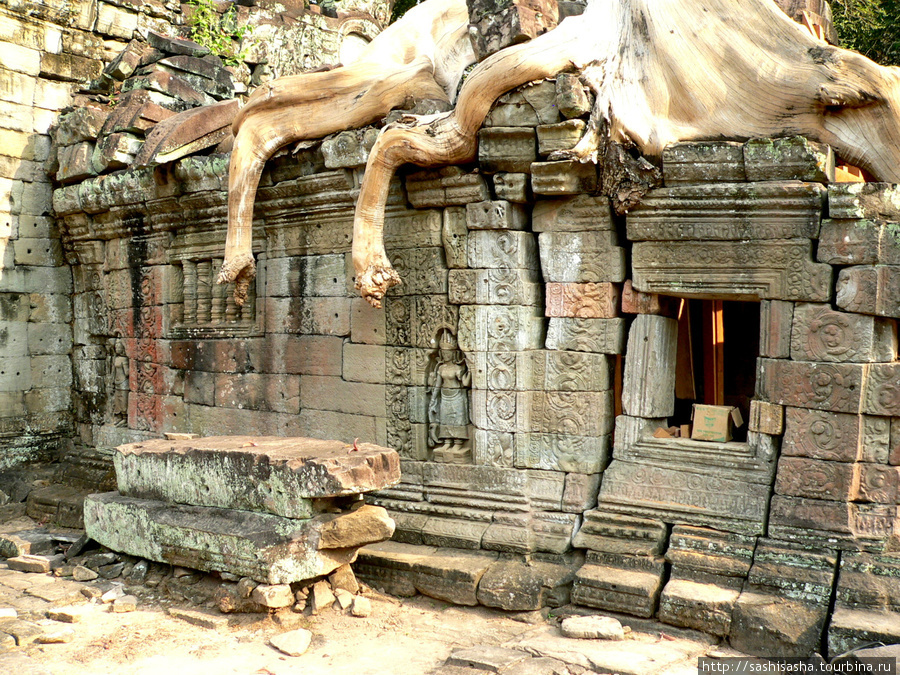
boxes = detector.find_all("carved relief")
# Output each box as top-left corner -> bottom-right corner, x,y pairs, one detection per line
427,329 -> 472,464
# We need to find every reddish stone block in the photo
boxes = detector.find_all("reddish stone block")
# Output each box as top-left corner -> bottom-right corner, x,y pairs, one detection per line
836,265 -> 900,318
862,363 -> 900,417
128,392 -> 163,433
124,337 -> 169,364
775,456 -> 859,501
790,303 -> 896,363
129,360 -> 165,395
759,300 -> 794,359
545,282 -> 619,318
769,495 -> 897,543
620,280 -> 679,317
856,463 -> 900,504
757,359 -> 864,414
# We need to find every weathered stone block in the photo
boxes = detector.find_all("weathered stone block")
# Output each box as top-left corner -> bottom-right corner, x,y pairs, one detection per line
466,200 -> 528,230
856,463 -> 900,504
56,142 -> 96,184
828,182 -> 900,221
768,496 -> 897,549
531,160 -> 597,195
743,136 -> 834,183
265,334 -> 343,376
477,127 -> 537,174
538,231 -> 625,283
666,525 -> 756,580
759,299 -> 795,359
476,558 -> 579,611
468,0 -> 559,60
350,297 -> 386,345
622,315 -> 677,418
532,194 -> 614,232
406,168 -> 490,208
266,254 -> 347,297
321,127 -> 379,169
836,265 -> 900,318
492,172 -> 530,203
572,553 -> 666,617
748,400 -> 784,435
484,81 -> 560,127
627,182 -> 824,240
516,390 -> 614,436
818,219 -> 883,265
442,206 -> 468,269
661,141 -> 746,185
84,492 -> 392,584
300,375 -> 385,417
467,230 -> 538,269
620,280 -> 678,316
265,296 -> 350,335
467,349 -> 612,392
757,359 -> 864,414
91,132 -> 142,174
730,591 -> 831,657
536,119 -> 586,156
555,72 -> 592,119
659,579 -> 740,636
458,305 -> 544,352
545,317 -> 627,354
545,282 -> 619,318
342,342 -> 386,384
449,268 -> 541,306
790,303 -> 896,363
471,389 -> 519,433
572,510 -> 667,556
775,456 -> 860,501
633,239 -> 832,301
862,363 -> 900,416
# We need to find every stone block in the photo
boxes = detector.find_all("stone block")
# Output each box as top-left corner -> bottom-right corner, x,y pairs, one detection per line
484,81 -> 559,127
836,265 -> 900,318
356,541 -> 497,605
828,182 -> 900,221
466,200 -> 528,230
545,317 -> 627,354
666,525 -> 756,580
514,391 -> 614,436
572,511 -> 667,556
266,254 -> 347,297
863,363 -> 900,416
743,136 -> 834,183
531,160 -> 597,195
476,558 -> 580,611
56,142 -> 96,183
627,182 -> 824,241
458,305 -> 544,352
729,591 -> 831,657
759,299 -> 794,358
265,296 -> 350,335
91,132 -> 143,174
545,282 -> 619,318
856,463 -> 900,504
538,231 -> 625,283
748,400 -> 784,435
472,428 -> 515,467
27,323 -> 71,355
828,610 -> 900,657
622,315 -> 677,418
536,119 -> 586,156
342,342 -> 386,384
555,72 -> 591,118
775,456 -> 860,501
442,206 -> 468,268
449,268 -> 542,306
768,496 -> 897,549
757,359 -> 864,414
467,230 -> 538,269
467,349 -> 611,392
264,334 -> 344,376
477,127 -> 537,174
405,168 -> 490,208
13,238 -> 63,266
0,40 -> 40,76
661,141 -> 746,185
532,194 -> 614,232
40,51 -> 102,83
468,0 -> 558,59
321,127 -> 379,169
790,303 -> 895,363
350,297 -> 386,345
659,579 -> 740,636
818,219 -> 883,265
572,553 -> 666,617
300,375 -> 386,417
620,280 -> 678,317
84,492 -> 391,584
492,173 -> 530,203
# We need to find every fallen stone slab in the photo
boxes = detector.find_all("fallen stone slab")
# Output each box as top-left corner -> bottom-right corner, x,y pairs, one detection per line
114,436 -> 400,519
7,555 -> 56,574
269,628 -> 312,657
84,492 -> 394,584
560,615 -> 625,640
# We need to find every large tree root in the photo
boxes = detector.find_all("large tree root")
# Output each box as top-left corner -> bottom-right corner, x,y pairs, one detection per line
217,0 -> 475,303
351,0 -> 900,305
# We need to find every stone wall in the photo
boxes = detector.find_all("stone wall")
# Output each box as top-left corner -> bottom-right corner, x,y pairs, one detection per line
47,66 -> 900,655
0,0 -> 389,471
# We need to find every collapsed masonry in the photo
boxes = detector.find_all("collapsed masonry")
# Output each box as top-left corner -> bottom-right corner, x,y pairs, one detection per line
48,61 -> 900,657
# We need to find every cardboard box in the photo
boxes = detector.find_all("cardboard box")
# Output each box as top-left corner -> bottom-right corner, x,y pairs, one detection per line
690,404 -> 744,442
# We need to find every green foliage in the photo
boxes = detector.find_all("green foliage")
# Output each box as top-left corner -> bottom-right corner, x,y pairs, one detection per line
832,0 -> 900,66
186,0 -> 252,66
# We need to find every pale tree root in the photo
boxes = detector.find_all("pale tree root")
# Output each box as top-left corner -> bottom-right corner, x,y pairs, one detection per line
216,252 -> 256,307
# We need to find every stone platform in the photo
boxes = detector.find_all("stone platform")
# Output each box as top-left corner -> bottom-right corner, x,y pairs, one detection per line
85,436 -> 400,584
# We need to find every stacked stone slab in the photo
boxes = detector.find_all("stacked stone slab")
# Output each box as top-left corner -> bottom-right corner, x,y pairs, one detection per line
84,436 -> 400,583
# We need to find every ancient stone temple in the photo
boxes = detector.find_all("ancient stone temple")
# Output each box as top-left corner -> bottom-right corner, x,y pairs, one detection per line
1,0 -> 899,660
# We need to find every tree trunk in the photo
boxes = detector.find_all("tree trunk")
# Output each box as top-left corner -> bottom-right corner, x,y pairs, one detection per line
350,0 -> 900,305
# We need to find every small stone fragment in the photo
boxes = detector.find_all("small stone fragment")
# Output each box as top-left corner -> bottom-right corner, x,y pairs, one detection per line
328,564 -> 360,595
351,595 -> 372,618
80,586 -> 102,601
214,584 -> 267,614
64,533 -> 91,559
333,588 -> 353,610
73,565 -> 99,582
47,605 -> 93,623
269,628 -> 312,657
237,577 -> 257,599
310,580 -> 336,614
560,615 -> 625,640
112,595 -> 138,613
36,626 -> 75,643
250,584 -> 294,609
130,560 -> 148,582
101,586 -> 125,604
7,555 -> 53,573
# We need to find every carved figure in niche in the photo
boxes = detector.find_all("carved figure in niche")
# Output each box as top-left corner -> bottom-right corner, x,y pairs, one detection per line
427,329 -> 472,464
106,336 -> 129,427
